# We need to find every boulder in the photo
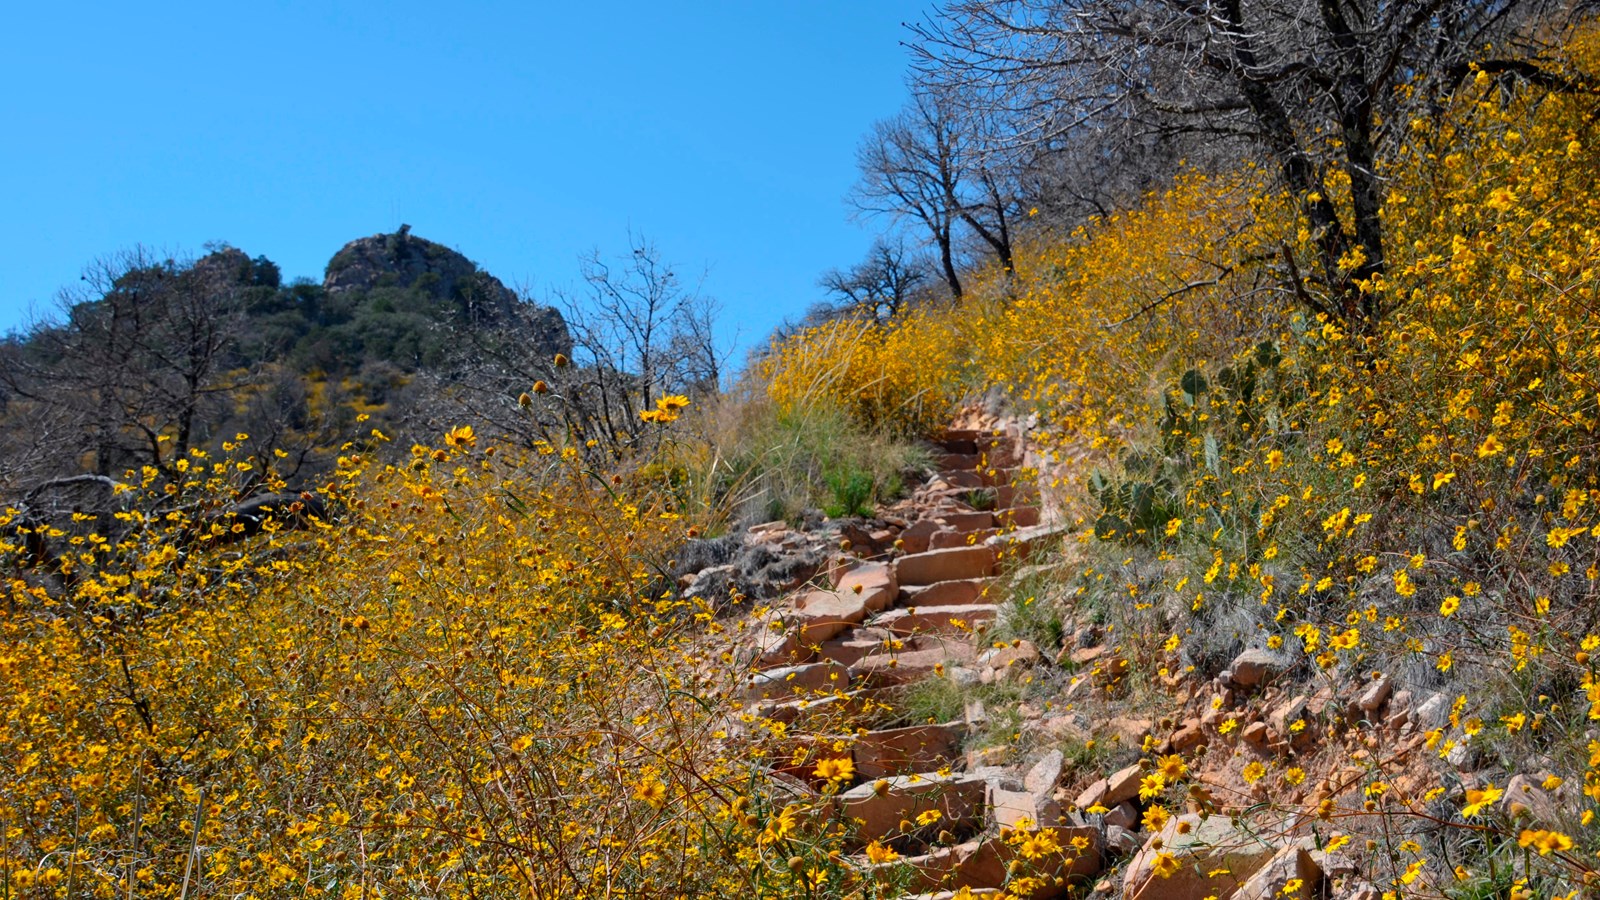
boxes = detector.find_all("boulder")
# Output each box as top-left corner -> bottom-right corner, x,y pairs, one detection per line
1024,749 -> 1065,796
1123,814 -> 1281,900
1235,842 -> 1322,900
1500,773 -> 1564,827
1104,802 -> 1139,830
849,722 -> 968,779
991,784 -> 1061,829
979,640 -> 1043,672
1225,649 -> 1294,688
836,562 -> 899,614
899,519 -> 944,555
837,772 -> 990,847
1354,675 -> 1392,716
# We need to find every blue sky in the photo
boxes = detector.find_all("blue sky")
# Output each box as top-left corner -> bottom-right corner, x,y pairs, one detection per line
1,2 -> 930,361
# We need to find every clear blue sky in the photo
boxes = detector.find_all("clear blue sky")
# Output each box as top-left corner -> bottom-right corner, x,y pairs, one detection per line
1,1 -> 930,362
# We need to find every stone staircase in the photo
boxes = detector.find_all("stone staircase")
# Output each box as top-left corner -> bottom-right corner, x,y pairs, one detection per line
718,422 -> 1456,900
741,427 -> 1089,898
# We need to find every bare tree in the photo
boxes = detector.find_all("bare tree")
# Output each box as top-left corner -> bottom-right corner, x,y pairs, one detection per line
439,234 -> 722,466
819,238 -> 930,321
0,247 -> 251,484
854,92 -> 968,297
852,87 -> 1029,296
911,0 -> 1585,325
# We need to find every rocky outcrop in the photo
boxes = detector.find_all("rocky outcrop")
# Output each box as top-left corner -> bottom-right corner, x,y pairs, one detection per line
324,226 -> 570,352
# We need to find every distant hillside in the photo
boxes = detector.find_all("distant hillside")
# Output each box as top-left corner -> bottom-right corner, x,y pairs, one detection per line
0,228 -> 571,496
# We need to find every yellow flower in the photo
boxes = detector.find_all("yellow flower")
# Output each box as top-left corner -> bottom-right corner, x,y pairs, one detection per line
443,424 -> 477,448
864,840 -> 899,863
1155,754 -> 1188,781
632,777 -> 667,808
1461,785 -> 1501,818
656,393 -> 690,415
1152,851 -> 1181,879
813,756 -> 854,783
1242,761 -> 1266,783
1517,829 -> 1574,855
1142,804 -> 1170,832
1440,596 -> 1460,616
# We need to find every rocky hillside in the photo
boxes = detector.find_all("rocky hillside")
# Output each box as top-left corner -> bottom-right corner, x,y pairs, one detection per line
323,225 -> 566,351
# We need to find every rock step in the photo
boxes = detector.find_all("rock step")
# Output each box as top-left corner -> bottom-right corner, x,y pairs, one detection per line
852,644 -> 977,686
837,771 -> 990,848
900,578 -> 996,608
930,527 -> 1001,550
871,603 -> 1000,637
936,469 -> 1017,490
745,659 -> 852,702
855,825 -> 1102,895
935,510 -> 995,532
934,452 -> 985,470
827,721 -> 969,779
994,506 -> 1040,528
984,521 -> 1074,561
754,691 -> 874,729
895,546 -> 998,586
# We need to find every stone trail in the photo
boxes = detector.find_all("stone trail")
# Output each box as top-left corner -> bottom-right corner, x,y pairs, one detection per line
739,427 -> 1097,898
722,422 -> 1408,899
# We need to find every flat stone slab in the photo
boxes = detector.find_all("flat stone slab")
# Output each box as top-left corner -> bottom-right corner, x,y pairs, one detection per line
901,578 -> 996,607
790,589 -> 867,645
835,561 -> 898,614
931,528 -> 1001,550
994,506 -> 1040,528
838,771 -> 989,847
844,722 -> 968,779
745,660 -> 851,702
938,510 -> 995,532
894,546 -> 998,586
851,645 -> 976,687
1124,813 -> 1281,900
873,603 -> 999,637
